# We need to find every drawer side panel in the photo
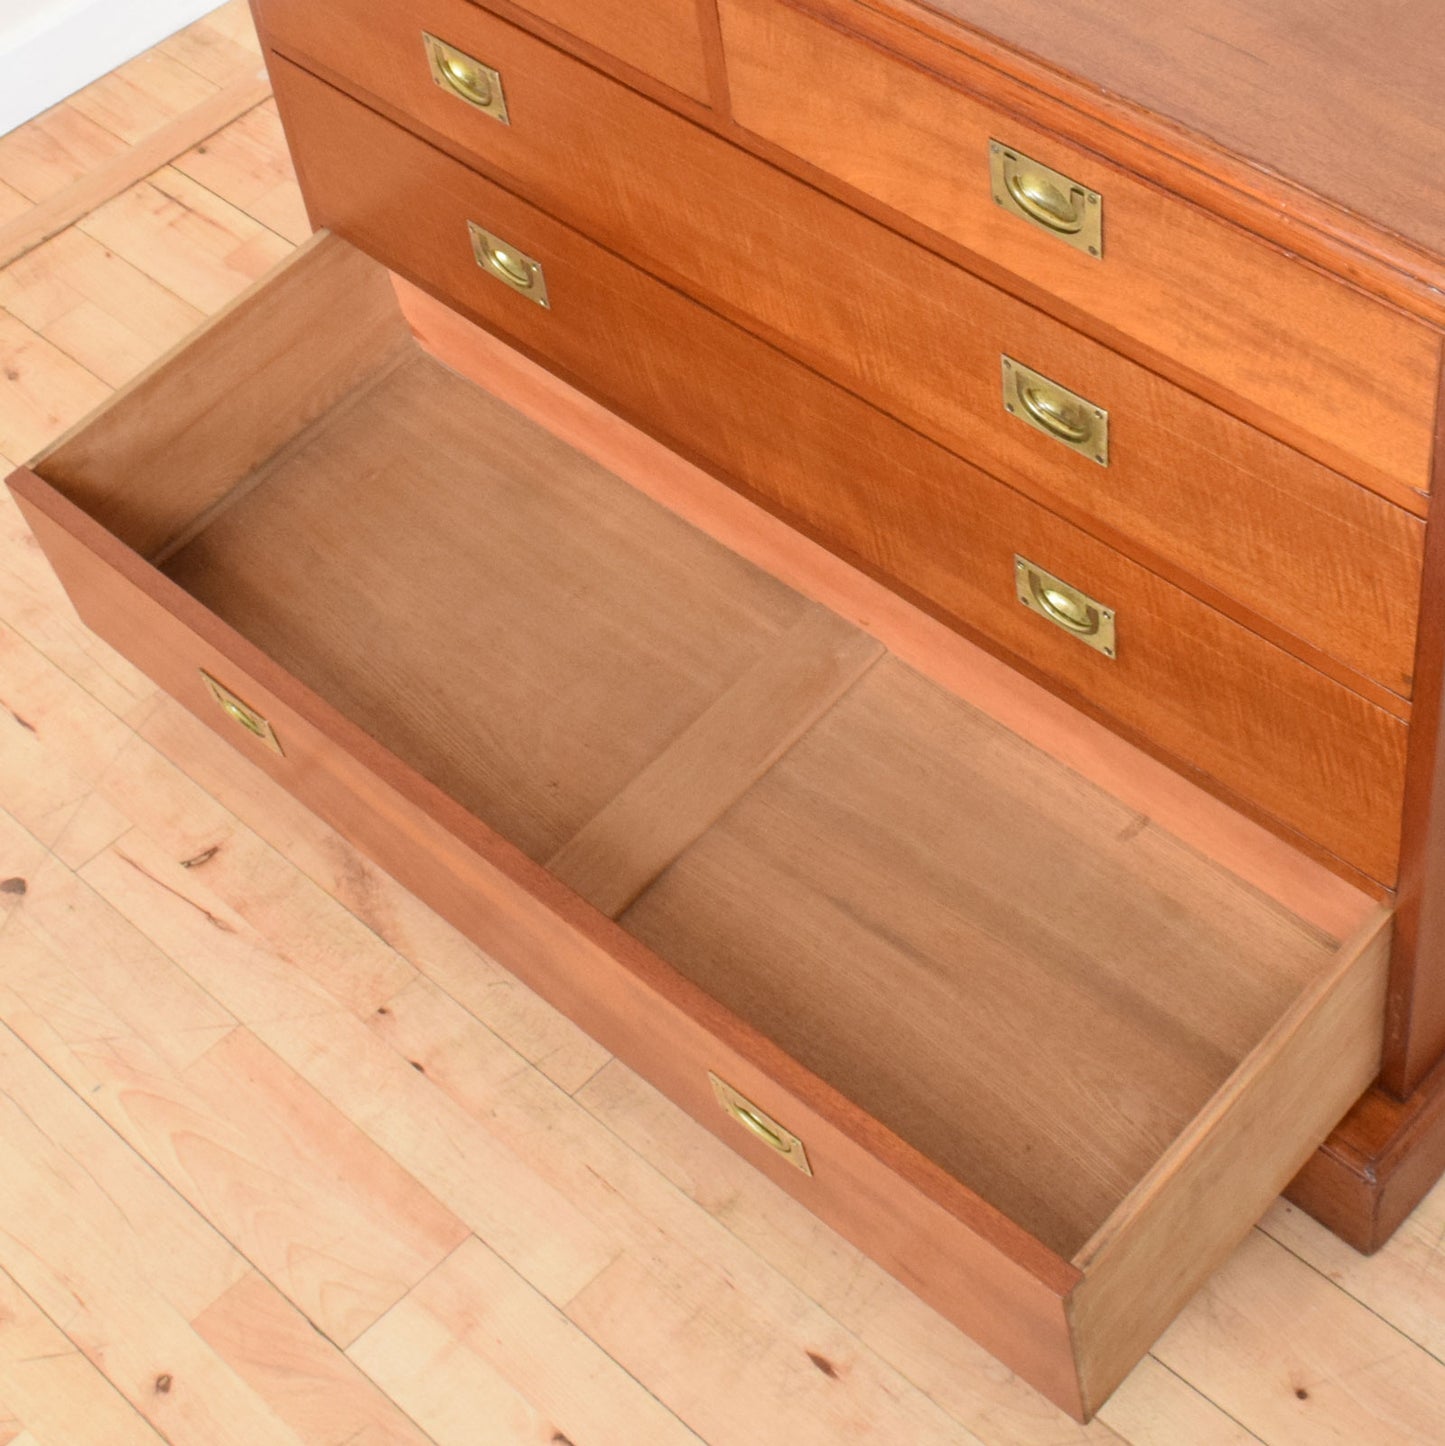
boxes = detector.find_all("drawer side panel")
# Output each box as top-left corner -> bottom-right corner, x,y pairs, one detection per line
1068,909 -> 1391,1414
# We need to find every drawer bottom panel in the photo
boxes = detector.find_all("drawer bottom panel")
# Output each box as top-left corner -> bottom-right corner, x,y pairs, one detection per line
8,233 -> 1389,1419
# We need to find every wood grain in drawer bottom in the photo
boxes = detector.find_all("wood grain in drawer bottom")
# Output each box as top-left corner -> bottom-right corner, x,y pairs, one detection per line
6,232 -> 1390,1417
270,58 -> 1409,882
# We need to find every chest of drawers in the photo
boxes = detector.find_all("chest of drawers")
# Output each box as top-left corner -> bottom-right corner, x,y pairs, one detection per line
9,0 -> 1445,1420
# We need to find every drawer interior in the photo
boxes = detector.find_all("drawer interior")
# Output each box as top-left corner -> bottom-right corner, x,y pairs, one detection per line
17,235 -> 1387,1409
164,353 -> 815,864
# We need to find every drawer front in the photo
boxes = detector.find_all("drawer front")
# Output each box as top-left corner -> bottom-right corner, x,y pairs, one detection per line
716,0 -> 1442,505
279,0 -> 711,103
255,0 -> 1423,697
6,462 -> 1086,1419
270,57 -> 1409,882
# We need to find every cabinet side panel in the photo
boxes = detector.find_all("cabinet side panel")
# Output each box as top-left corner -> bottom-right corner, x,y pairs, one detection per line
32,234 -> 410,558
1387,361 -> 1445,1093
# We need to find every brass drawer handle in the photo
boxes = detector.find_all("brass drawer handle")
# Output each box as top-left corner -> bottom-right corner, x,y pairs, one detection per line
1002,356 -> 1108,465
709,1073 -> 813,1175
1014,557 -> 1116,658
735,1105 -> 787,1149
423,33 -> 509,123
1021,387 -> 1090,444
201,670 -> 284,753
468,222 -> 550,307
989,142 -> 1102,257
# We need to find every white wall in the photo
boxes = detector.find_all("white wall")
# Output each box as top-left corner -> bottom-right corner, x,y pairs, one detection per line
0,0 -> 226,136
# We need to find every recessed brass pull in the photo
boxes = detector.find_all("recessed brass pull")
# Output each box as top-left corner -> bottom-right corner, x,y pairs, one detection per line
1002,356 -> 1108,465
709,1073 -> 813,1175
200,671 -> 284,753
1021,388 -> 1090,444
1009,172 -> 1082,233
989,141 -> 1102,257
1014,557 -> 1116,658
423,33 -> 509,123
468,222 -> 550,307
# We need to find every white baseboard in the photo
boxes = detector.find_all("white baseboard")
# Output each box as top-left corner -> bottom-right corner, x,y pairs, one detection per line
0,0 -> 226,137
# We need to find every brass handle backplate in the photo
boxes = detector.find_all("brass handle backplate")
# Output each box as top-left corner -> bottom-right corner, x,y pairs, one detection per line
423,32 -> 509,123
201,670 -> 284,753
1014,557 -> 1116,658
709,1073 -> 813,1175
989,141 -> 1102,257
1002,356 -> 1108,465
468,222 -> 550,307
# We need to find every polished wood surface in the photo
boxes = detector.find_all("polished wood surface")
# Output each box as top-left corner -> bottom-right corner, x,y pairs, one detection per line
887,0 -> 1445,270
395,276 -> 1378,942
469,0 -> 711,102
5,37 -> 1445,1439
269,59 -> 1412,884
255,0 -> 1427,699
163,348 -> 818,864
7,466 -> 1094,1418
1287,1052 -> 1445,1258
8,448 -> 1405,1416
717,0 -> 1442,503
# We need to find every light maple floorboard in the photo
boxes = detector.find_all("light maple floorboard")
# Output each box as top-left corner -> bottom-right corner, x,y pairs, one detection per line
1,12 -> 1444,1446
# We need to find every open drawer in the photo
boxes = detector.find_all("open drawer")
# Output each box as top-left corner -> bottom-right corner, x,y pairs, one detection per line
6,234 -> 1389,1420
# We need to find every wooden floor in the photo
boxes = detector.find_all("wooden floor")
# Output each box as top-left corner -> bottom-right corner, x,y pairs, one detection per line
1,7 -> 1444,1442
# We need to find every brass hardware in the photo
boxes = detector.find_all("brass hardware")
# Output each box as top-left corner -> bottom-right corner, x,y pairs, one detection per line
989,142 -> 1102,257
469,222 -> 550,307
423,33 -> 509,123
1014,557 -> 1116,658
709,1073 -> 813,1175
1001,356 -> 1109,465
201,671 -> 284,753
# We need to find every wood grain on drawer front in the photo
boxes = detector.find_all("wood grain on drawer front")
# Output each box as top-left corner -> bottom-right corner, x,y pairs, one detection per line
716,0 -> 1442,505
270,58 -> 1409,883
253,0 -> 1424,698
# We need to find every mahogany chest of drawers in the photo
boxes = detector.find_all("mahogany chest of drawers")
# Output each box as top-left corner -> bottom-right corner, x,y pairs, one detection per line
9,0 -> 1445,1420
